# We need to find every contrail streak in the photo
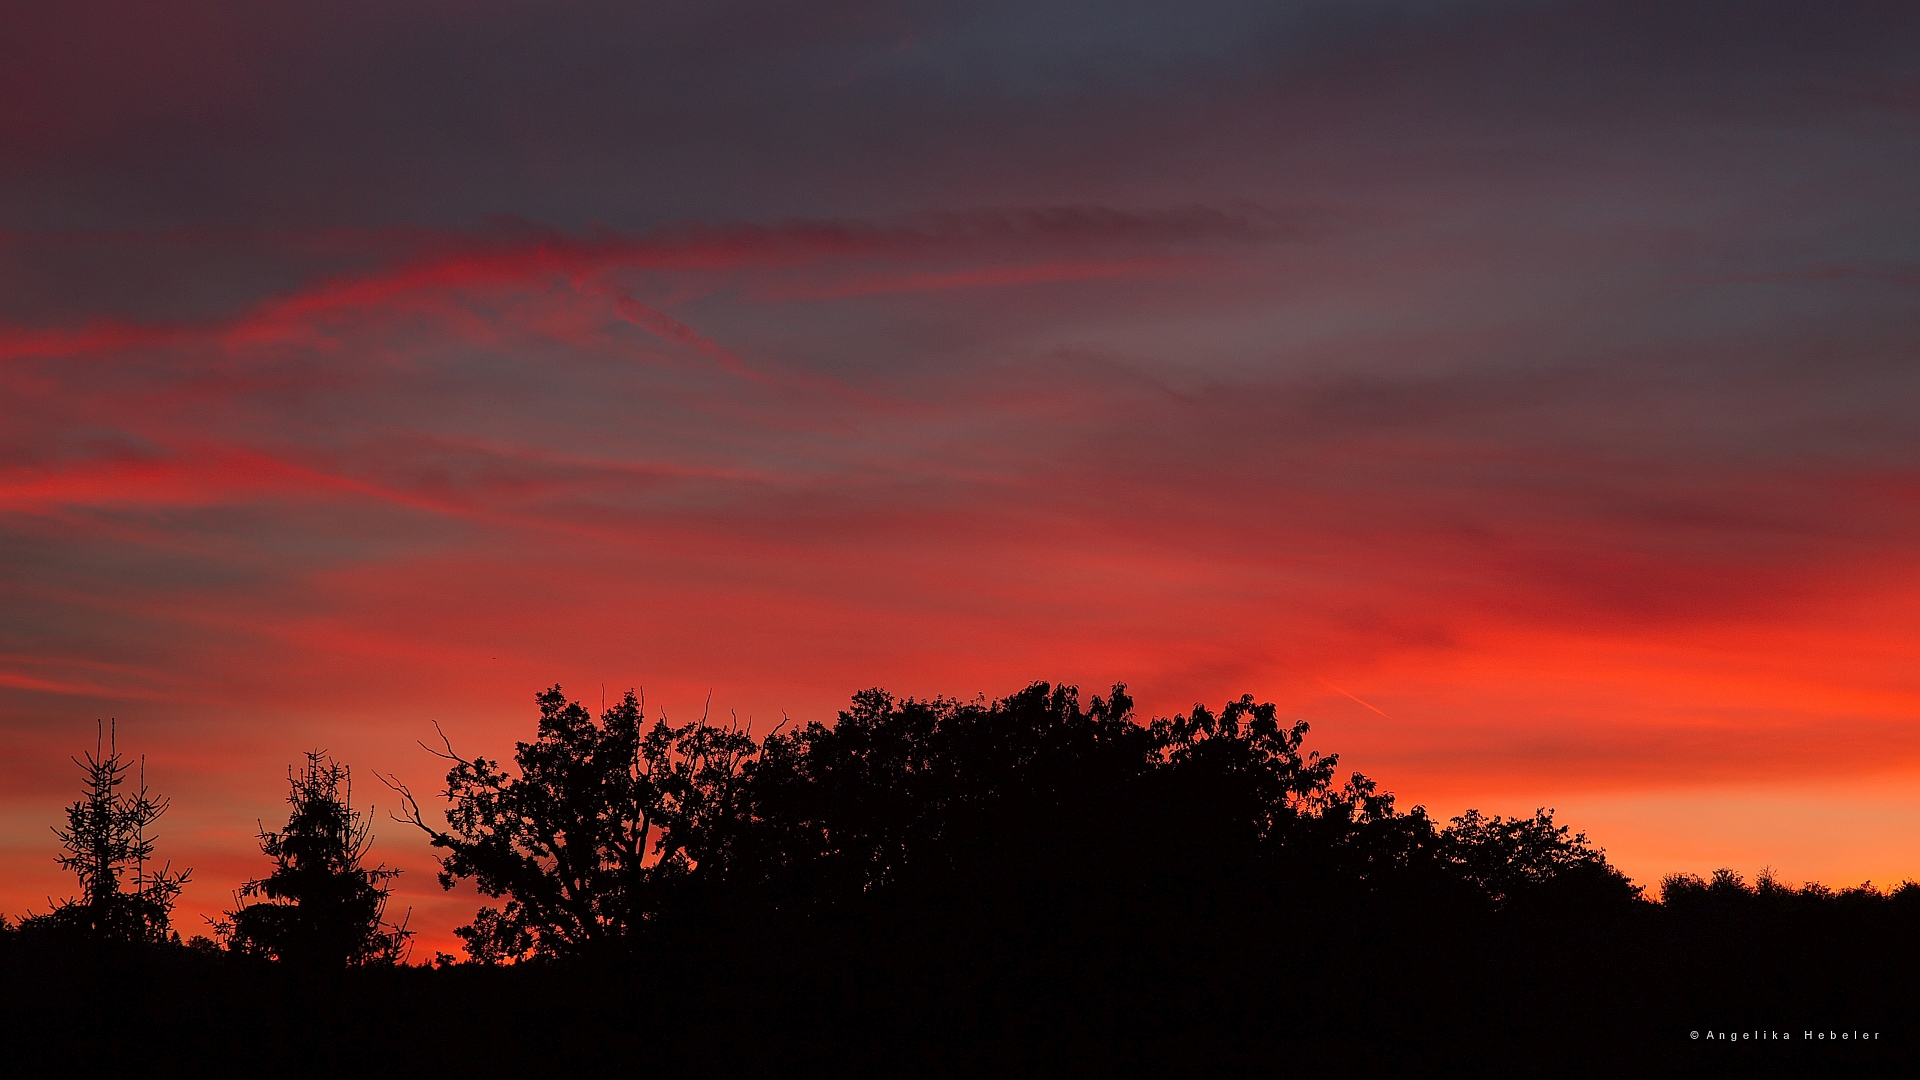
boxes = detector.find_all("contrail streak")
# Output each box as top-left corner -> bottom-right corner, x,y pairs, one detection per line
1318,677 -> 1394,720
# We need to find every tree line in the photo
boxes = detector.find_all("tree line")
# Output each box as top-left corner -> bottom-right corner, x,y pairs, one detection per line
8,681 -> 1917,968
8,725 -> 408,967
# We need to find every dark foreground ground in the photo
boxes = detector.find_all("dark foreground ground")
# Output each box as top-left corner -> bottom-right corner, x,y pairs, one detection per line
4,885 -> 1910,1077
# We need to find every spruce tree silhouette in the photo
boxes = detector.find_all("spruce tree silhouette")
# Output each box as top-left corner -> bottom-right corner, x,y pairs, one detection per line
25,721 -> 189,943
220,751 -> 411,966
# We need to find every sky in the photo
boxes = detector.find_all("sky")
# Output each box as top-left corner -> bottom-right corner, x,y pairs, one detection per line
3,0 -> 1918,955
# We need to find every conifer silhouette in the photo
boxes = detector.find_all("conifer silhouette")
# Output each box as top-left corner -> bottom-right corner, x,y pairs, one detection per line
30,721 -> 189,943
220,751 -> 410,966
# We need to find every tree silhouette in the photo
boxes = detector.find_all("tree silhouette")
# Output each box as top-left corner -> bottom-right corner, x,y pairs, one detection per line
395,680 -> 1656,955
1442,808 -> 1641,912
714,683 -> 1439,910
220,751 -> 410,966
386,686 -> 755,963
711,682 -> 1164,905
29,721 -> 189,943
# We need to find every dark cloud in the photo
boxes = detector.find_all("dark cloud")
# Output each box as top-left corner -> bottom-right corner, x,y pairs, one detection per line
4,1 -> 1915,226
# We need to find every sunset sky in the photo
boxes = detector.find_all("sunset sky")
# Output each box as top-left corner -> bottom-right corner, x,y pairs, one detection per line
4,0 -> 1918,955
